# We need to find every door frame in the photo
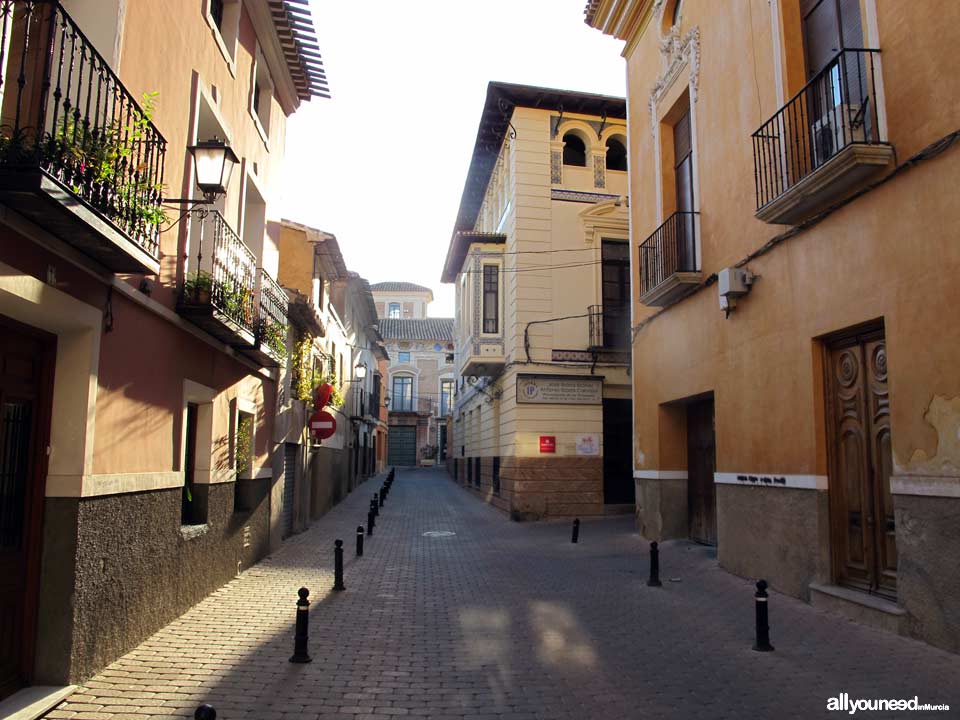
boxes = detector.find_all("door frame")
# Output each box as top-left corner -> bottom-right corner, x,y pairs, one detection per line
0,315 -> 56,692
686,394 -> 717,546
821,318 -> 894,596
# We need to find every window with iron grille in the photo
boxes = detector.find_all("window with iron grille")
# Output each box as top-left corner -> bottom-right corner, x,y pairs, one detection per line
482,265 -> 499,333
492,456 -> 501,495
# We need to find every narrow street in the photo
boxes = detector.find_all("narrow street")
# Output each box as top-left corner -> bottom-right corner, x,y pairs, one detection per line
45,469 -> 958,720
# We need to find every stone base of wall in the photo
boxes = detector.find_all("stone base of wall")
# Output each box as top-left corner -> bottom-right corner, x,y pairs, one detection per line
448,456 -> 602,520
35,480 -> 271,685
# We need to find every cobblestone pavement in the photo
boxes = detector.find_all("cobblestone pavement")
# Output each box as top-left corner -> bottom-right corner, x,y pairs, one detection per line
46,468 -> 959,720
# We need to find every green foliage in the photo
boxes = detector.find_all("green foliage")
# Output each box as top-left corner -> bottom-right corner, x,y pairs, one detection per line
291,335 -> 314,402
219,278 -> 254,326
183,270 -> 213,301
314,372 -> 344,409
264,321 -> 287,359
236,414 -> 254,476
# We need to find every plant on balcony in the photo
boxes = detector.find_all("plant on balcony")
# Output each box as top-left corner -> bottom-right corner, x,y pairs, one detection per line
183,270 -> 213,304
263,320 -> 287,360
291,335 -> 314,402
40,92 -> 168,237
219,278 -> 254,327
421,444 -> 438,460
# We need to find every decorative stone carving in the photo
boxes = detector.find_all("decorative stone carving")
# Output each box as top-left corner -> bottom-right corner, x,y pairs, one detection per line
648,26 -> 701,137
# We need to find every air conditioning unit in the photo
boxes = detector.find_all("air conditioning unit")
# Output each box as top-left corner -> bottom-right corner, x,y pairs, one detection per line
811,104 -> 865,167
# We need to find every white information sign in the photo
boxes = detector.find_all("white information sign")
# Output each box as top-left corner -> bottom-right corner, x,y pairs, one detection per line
516,375 -> 602,405
576,434 -> 600,456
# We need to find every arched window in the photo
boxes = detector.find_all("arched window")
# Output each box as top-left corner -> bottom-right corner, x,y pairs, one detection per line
562,133 -> 586,166
671,0 -> 683,26
606,137 -> 628,171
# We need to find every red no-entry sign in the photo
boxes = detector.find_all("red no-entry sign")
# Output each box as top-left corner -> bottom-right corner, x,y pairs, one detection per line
539,436 -> 556,454
309,410 -> 337,440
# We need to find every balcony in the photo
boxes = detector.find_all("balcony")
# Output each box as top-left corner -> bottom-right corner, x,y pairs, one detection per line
178,211 -> 257,347
391,396 -> 435,416
638,211 -> 701,306
239,268 -> 289,367
752,49 -> 893,225
0,1 -> 166,273
587,304 -> 631,362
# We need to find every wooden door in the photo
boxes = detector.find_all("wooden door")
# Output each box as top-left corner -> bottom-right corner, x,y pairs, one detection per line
0,317 -> 55,700
826,328 -> 896,598
687,399 -> 717,545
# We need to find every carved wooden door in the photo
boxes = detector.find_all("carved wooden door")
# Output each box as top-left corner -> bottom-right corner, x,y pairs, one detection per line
687,398 -> 717,546
826,328 -> 896,598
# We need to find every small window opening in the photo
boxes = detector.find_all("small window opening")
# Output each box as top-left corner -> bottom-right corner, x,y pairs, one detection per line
606,138 -> 628,171
562,133 -> 587,166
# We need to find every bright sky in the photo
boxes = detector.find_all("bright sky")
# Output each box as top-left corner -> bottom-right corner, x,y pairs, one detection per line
278,0 -> 627,317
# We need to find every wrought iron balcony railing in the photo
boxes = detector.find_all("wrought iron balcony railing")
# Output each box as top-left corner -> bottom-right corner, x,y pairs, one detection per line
256,268 -> 288,361
639,211 -> 698,296
752,49 -> 884,212
180,210 -> 257,340
588,304 -> 630,350
0,1 -> 166,261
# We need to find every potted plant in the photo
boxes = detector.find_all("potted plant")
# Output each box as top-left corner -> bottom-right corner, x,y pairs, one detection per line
184,270 -> 213,304
420,444 -> 438,466
263,320 -> 287,359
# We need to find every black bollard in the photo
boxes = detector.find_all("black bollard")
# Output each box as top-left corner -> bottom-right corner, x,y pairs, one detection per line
372,494 -> 380,517
647,541 -> 663,587
571,518 -> 580,544
367,509 -> 374,536
195,704 -> 216,720
356,525 -> 364,557
289,587 -> 312,663
752,579 -> 774,652
333,539 -> 346,591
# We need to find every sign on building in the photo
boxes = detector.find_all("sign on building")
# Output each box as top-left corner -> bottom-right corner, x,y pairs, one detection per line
516,374 -> 602,405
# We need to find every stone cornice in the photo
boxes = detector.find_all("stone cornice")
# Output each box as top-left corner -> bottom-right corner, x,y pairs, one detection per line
584,0 -> 656,57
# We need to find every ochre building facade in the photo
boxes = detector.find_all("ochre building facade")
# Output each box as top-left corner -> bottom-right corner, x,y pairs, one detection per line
586,0 -> 960,652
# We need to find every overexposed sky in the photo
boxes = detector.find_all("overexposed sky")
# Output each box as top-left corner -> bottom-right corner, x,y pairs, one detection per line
278,0 -> 626,317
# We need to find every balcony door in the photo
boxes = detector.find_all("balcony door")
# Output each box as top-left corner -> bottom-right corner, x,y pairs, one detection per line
0,317 -> 55,700
673,110 -> 696,273
600,240 -> 630,349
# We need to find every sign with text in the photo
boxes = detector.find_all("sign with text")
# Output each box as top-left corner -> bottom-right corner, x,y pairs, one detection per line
517,374 -> 602,405
539,436 -> 556,454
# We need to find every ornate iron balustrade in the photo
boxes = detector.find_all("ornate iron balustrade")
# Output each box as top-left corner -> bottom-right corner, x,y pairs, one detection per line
752,49 -> 884,211
256,268 -> 288,360
588,304 -> 630,350
0,0 -> 167,257
639,211 -> 698,296
181,210 -> 257,336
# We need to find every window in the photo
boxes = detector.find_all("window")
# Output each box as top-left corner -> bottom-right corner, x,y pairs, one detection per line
562,133 -> 586,166
251,46 -> 273,139
474,457 -> 481,488
182,403 -> 200,524
440,379 -> 454,417
671,0 -> 683,26
492,456 -> 501,495
210,0 -> 224,28
392,375 -> 413,412
234,410 -> 254,512
388,303 -> 401,318
398,351 -> 411,363
482,265 -> 499,334
601,241 -> 631,349
206,0 -> 240,67
673,107 -> 696,269
606,137 -> 628,171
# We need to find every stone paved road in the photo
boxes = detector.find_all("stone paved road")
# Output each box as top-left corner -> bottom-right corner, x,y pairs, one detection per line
46,468 -> 959,720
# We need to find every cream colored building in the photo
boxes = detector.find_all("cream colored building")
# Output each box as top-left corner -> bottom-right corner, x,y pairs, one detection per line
442,82 -> 633,518
586,0 -> 960,652
371,282 -> 455,465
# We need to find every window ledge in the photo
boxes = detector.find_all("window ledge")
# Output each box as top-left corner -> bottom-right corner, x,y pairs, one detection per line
180,523 -> 210,541
206,12 -> 237,78
250,109 -> 270,151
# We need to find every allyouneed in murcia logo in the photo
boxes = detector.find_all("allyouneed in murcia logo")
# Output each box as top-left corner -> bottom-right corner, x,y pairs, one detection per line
827,693 -> 950,714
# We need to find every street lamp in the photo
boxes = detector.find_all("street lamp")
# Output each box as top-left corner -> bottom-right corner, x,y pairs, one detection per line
383,395 -> 391,408
354,362 -> 367,380
188,138 -> 239,201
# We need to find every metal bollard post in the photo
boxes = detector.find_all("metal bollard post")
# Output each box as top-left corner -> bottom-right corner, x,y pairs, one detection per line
334,539 -> 346,591
372,494 -> 380,517
571,518 -> 580,544
289,587 -> 312,663
194,704 -> 217,720
356,525 -> 364,557
367,509 -> 374,536
752,579 -> 774,652
647,541 -> 663,587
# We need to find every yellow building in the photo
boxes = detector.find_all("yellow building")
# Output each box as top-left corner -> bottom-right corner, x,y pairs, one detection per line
586,0 -> 960,651
0,0 -> 326,695
442,82 -> 634,519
